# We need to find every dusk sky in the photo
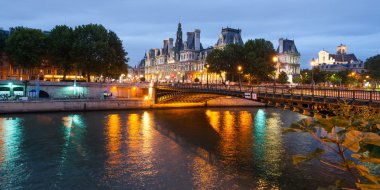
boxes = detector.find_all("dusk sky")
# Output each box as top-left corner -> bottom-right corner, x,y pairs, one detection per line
1,0 -> 379,68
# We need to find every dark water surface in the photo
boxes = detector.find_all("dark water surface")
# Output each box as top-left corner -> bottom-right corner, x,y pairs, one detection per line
0,108 -> 347,189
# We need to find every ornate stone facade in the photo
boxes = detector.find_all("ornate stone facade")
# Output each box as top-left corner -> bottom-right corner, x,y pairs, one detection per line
144,24 -> 243,83
276,38 -> 301,83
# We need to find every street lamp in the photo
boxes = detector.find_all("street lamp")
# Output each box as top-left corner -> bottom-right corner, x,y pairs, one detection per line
200,70 -> 203,84
237,65 -> 243,91
272,56 -> 278,86
206,64 -> 210,88
311,58 -> 316,91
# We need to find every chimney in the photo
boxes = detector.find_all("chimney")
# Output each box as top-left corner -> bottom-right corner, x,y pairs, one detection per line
279,38 -> 284,53
195,29 -> 201,51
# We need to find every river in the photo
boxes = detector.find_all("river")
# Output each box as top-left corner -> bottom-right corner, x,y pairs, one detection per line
0,108 -> 348,189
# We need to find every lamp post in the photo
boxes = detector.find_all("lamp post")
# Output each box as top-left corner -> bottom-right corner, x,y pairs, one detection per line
311,59 -> 316,92
200,70 -> 203,84
237,65 -> 243,91
272,56 -> 278,86
206,64 -> 210,88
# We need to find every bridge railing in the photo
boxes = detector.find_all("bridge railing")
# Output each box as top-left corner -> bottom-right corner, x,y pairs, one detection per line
156,83 -> 380,102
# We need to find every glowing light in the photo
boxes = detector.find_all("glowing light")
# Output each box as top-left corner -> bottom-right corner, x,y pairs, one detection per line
273,56 -> 278,63
144,95 -> 149,100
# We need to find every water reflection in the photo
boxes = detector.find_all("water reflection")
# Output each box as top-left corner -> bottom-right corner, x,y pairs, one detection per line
0,108 -> 346,189
57,114 -> 87,186
0,117 -> 27,189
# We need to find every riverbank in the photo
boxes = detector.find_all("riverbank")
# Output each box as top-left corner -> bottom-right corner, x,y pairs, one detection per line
0,97 -> 265,114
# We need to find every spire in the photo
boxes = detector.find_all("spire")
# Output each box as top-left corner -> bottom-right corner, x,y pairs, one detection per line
175,22 -> 183,53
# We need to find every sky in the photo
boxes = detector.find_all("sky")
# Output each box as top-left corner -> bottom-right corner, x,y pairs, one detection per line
1,0 -> 379,68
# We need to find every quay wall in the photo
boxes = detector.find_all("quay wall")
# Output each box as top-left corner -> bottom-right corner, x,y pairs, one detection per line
0,96 -> 264,114
0,80 -> 150,99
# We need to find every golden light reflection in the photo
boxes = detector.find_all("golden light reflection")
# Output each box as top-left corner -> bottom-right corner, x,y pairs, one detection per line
107,114 -> 121,154
192,147 -> 219,189
264,112 -> 283,177
205,110 -> 221,133
104,114 -> 123,180
127,114 -> 140,151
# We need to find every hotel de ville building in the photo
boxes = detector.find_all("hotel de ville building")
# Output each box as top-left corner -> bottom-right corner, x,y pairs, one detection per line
143,23 -> 244,83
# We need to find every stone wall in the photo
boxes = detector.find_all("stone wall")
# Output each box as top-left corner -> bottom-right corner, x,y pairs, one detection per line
0,99 -> 154,114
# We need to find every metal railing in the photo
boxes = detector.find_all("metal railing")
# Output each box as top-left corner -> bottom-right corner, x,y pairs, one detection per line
155,83 -> 380,102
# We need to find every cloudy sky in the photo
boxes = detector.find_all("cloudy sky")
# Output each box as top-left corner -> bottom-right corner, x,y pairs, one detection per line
1,0 -> 379,68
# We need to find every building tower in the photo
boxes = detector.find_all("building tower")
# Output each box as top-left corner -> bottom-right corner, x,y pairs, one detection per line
194,29 -> 200,51
174,23 -> 183,59
337,44 -> 347,54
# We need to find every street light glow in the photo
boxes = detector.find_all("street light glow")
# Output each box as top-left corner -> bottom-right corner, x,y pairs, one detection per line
238,65 -> 242,72
310,59 -> 316,66
273,56 -> 278,63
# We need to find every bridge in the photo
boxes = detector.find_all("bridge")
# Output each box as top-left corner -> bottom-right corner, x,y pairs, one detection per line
155,84 -> 380,117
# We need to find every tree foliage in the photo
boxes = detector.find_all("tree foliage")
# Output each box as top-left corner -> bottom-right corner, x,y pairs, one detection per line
3,24 -> 128,81
278,71 -> 288,84
72,24 -> 128,81
285,104 -> 380,189
5,27 -> 47,70
243,39 -> 276,83
365,54 -> 380,81
206,39 -> 276,84
103,30 -> 128,78
0,30 -> 8,53
48,25 -> 75,80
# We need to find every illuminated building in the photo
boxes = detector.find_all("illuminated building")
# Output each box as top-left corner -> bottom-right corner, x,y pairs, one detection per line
314,44 -> 365,73
276,38 -> 301,83
144,23 -> 243,83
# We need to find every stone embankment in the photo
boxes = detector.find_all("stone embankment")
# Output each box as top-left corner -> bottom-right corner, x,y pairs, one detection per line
0,96 -> 264,114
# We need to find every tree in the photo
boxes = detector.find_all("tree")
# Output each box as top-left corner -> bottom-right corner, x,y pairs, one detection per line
5,27 -> 47,75
206,39 -> 276,84
300,69 -> 312,84
0,30 -> 8,53
243,39 -> 276,83
292,74 -> 301,84
278,71 -> 288,84
48,25 -> 75,80
206,48 -> 230,83
365,55 -> 380,81
72,24 -> 128,81
103,30 -> 128,79
72,24 -> 109,81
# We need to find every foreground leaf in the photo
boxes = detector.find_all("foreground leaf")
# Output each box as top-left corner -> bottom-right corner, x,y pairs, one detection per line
292,148 -> 325,165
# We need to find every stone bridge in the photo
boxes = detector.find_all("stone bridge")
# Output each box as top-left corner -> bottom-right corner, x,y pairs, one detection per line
155,84 -> 380,117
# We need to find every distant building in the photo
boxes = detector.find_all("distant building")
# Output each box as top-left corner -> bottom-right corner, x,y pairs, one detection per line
144,23 -> 243,83
276,38 -> 301,83
215,27 -> 244,49
314,44 -> 365,73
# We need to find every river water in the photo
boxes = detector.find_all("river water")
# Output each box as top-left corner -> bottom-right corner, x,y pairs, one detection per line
0,108 -> 348,189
